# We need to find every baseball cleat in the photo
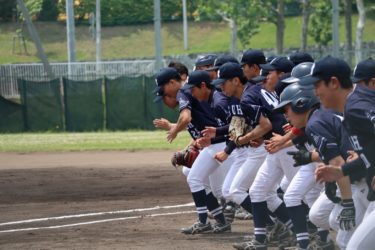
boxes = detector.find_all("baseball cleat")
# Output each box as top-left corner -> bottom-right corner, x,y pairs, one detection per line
212,222 -> 231,233
232,239 -> 268,250
234,207 -> 253,220
180,221 -> 212,235
223,203 -> 236,224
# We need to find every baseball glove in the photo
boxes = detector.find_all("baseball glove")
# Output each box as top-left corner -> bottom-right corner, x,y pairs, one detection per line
171,146 -> 200,168
228,116 -> 251,146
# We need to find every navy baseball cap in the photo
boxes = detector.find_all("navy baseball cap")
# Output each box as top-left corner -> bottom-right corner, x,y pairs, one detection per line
299,55 -> 352,88
251,69 -> 269,83
352,58 -> 375,83
207,55 -> 239,71
153,67 -> 180,102
266,55 -> 277,63
212,62 -> 244,86
195,54 -> 217,68
181,70 -> 211,90
241,49 -> 266,66
288,52 -> 314,65
260,57 -> 294,73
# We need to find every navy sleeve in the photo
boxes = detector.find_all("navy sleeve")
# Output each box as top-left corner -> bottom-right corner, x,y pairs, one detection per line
306,113 -> 342,164
176,90 -> 192,112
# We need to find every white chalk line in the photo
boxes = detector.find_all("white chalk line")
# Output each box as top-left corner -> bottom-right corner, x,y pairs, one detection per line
0,202 -> 194,226
0,210 -> 196,233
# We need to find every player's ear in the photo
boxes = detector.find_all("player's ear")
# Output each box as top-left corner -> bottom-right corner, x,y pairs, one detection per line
330,76 -> 340,90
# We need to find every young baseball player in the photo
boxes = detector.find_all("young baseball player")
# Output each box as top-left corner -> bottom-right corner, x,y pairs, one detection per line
301,56 -> 375,250
153,68 -> 233,234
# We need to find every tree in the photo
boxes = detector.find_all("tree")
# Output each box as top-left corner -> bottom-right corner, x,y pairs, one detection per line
301,0 -> 310,51
355,0 -> 365,63
255,0 -> 287,54
195,0 -> 262,53
343,0 -> 353,63
309,0 -> 332,56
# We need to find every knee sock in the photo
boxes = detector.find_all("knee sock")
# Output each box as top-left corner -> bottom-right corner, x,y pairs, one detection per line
287,204 -> 309,249
266,209 -> 275,226
317,228 -> 329,242
273,202 -> 294,231
206,192 -> 225,224
252,201 -> 268,243
240,195 -> 252,214
192,190 -> 208,224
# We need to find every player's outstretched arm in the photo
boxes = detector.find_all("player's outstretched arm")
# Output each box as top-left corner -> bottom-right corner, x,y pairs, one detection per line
153,118 -> 175,131
167,109 -> 191,143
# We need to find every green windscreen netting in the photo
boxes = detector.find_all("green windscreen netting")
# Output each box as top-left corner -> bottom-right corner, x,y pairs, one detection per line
18,79 -> 63,131
0,95 -> 23,132
63,78 -> 104,131
105,76 -> 146,130
144,76 -> 179,130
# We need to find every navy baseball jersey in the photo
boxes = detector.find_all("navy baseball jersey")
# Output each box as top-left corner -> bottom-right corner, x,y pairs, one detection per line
177,89 -> 218,139
243,83 -> 288,138
342,84 -> 375,200
305,108 -> 365,182
210,90 -> 231,127
240,83 -> 264,129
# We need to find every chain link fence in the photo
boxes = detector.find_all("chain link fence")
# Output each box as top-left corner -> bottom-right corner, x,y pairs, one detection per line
1,47 -> 374,98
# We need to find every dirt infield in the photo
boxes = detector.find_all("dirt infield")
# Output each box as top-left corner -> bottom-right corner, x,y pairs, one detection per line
0,151 -> 256,250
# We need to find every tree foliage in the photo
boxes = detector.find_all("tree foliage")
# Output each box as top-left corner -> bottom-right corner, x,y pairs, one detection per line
309,0 -> 332,49
194,0 -> 262,48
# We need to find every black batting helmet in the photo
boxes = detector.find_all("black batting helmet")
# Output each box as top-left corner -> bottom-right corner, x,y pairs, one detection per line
274,83 -> 320,113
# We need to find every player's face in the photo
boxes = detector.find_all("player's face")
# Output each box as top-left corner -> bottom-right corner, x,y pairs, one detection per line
242,64 -> 257,80
283,104 -> 306,128
162,95 -> 178,108
221,79 -> 236,97
191,85 -> 205,101
163,80 -> 180,99
314,80 -> 335,109
206,69 -> 218,80
265,70 -> 280,89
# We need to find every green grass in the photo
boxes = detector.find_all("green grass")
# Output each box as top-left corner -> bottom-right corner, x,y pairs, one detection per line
0,130 -> 192,153
0,15 -> 374,64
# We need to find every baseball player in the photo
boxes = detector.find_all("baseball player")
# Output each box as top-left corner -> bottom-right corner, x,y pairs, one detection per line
230,57 -> 304,250
288,52 -> 314,66
274,83 -> 359,249
194,54 -> 218,80
153,68 -> 232,234
302,56 -> 375,250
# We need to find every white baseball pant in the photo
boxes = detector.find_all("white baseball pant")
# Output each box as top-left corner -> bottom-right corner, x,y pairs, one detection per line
250,146 -> 300,212
228,145 -> 268,205
187,142 -> 233,199
221,147 -> 249,201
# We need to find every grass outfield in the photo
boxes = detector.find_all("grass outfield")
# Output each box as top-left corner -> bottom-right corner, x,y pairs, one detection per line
0,131 -> 192,152
0,15 -> 374,64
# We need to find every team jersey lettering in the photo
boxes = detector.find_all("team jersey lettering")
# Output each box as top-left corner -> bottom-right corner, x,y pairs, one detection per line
260,89 -> 279,108
348,135 -> 363,151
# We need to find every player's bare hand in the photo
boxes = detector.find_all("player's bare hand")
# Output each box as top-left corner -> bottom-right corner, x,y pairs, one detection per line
315,164 -> 344,183
201,127 -> 216,138
264,133 -> 284,153
214,151 -> 228,163
196,137 -> 211,148
372,176 -> 375,191
249,137 -> 263,148
153,118 -> 171,130
282,123 -> 292,133
167,128 -> 178,143
346,150 -> 358,163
